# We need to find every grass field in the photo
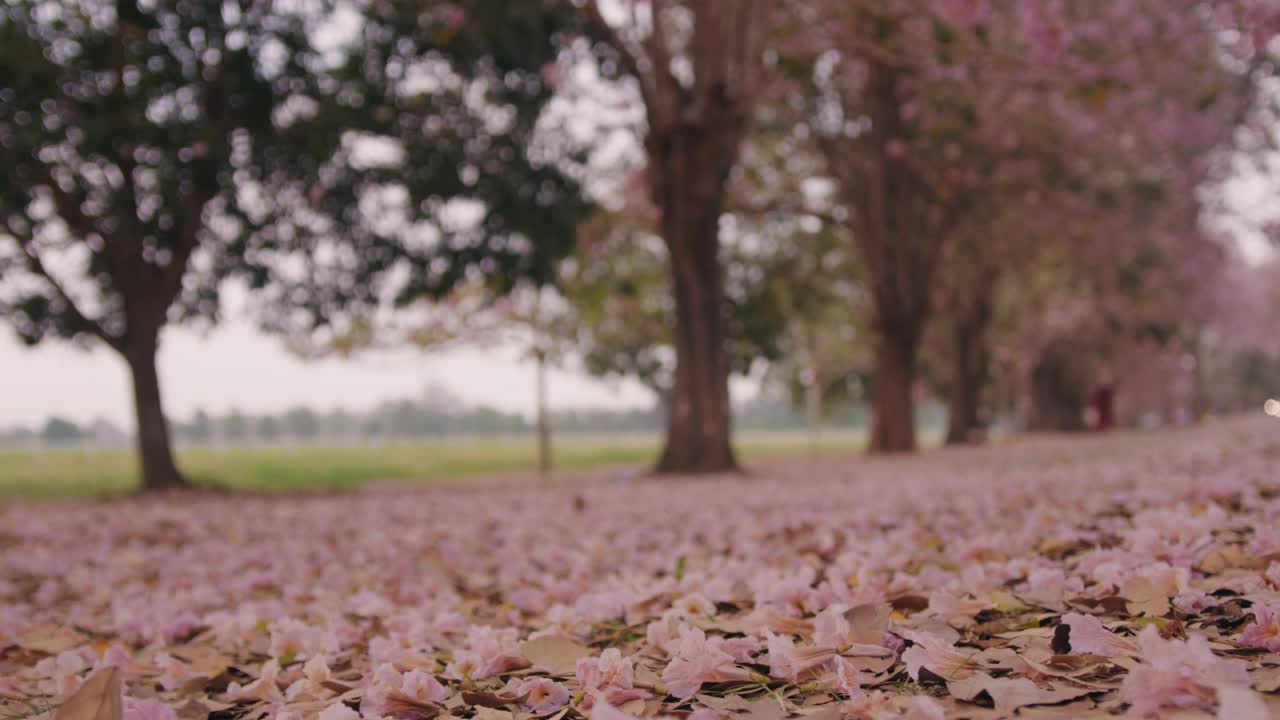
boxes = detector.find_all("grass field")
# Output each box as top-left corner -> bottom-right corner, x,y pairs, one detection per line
0,428 -> 916,497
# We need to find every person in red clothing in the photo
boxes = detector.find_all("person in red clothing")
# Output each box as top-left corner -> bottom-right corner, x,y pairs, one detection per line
1091,382 -> 1115,431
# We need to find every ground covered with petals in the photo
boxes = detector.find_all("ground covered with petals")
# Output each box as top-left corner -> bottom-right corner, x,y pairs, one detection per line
4,420 -> 1280,720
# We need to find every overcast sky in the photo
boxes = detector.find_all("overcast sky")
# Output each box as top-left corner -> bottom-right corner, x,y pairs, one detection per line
0,315 -> 665,429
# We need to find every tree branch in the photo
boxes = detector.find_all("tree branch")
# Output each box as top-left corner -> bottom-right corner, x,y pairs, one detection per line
7,221 -> 122,352
583,0 -> 655,111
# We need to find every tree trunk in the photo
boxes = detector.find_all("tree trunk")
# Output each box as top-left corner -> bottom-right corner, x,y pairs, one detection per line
534,349 -> 552,482
870,331 -> 917,453
654,193 -> 737,474
837,61 -> 944,456
1027,343 -> 1087,432
945,286 -> 993,445
124,338 -> 187,491
645,89 -> 742,474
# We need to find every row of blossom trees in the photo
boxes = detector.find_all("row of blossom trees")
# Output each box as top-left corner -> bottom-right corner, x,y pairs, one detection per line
571,0 -> 1279,466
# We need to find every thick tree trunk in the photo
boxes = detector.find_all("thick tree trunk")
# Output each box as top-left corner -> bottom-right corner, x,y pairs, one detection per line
124,338 -> 187,491
1027,344 -> 1087,432
656,208 -> 736,473
870,331 -> 917,453
945,287 -> 993,445
838,62 -> 943,456
646,99 -> 742,474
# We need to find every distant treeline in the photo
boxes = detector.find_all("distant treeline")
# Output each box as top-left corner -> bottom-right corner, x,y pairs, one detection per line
0,384 -> 946,450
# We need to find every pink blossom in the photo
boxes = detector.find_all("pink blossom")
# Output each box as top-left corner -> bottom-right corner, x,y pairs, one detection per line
154,652 -> 195,692
577,648 -> 650,708
812,604 -> 851,647
359,663 -> 406,718
660,625 -> 751,699
268,618 -> 337,661
227,659 -> 285,703
400,669 -> 449,705
1120,626 -> 1251,717
644,613 -> 681,655
463,626 -> 527,679
765,631 -> 833,681
95,645 -> 133,672
1265,562 -> 1280,589
444,650 -> 483,681
673,593 -> 716,618
316,703 -> 361,720
825,656 -> 865,699
286,654 -> 334,700
35,650 -> 88,698
510,677 -> 569,714
1241,603 -> 1280,651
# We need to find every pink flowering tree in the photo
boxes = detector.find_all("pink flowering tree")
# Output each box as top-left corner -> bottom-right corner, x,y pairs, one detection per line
778,0 -> 1263,447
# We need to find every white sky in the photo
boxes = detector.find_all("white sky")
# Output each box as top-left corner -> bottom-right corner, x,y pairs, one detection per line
0,317 -> 662,428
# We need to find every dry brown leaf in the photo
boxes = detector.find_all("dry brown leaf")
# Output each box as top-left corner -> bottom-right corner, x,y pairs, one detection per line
1249,665 -> 1280,692
971,647 -> 1032,674
794,704 -> 842,720
473,706 -> 514,720
889,594 -> 929,614
18,625 -> 85,655
1213,683 -> 1269,720
1121,577 -> 1170,617
634,664 -> 664,690
947,672 -> 1096,713
170,645 -> 234,678
1198,545 -> 1248,574
844,602 -> 891,645
519,635 -> 592,676
462,690 -> 516,708
172,698 -> 224,720
541,708 -> 570,720
1018,654 -> 1119,689
53,667 -> 122,720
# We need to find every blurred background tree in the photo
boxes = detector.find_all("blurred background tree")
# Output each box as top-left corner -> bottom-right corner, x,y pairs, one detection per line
0,0 -> 587,490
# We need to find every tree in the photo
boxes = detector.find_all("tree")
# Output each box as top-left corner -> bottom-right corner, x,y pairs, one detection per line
404,282 -> 575,478
785,0 -> 1039,452
563,205 -> 793,428
222,409 -> 249,445
785,0 -> 1256,451
266,0 -> 590,348
42,417 -> 83,444
0,0 -> 587,490
581,0 -> 771,473
0,0 -> 362,489
724,127 -> 870,452
186,409 -> 213,445
283,406 -> 318,441
258,415 -> 281,443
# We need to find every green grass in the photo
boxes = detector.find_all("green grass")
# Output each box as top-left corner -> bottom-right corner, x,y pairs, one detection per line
0,429 -> 881,498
